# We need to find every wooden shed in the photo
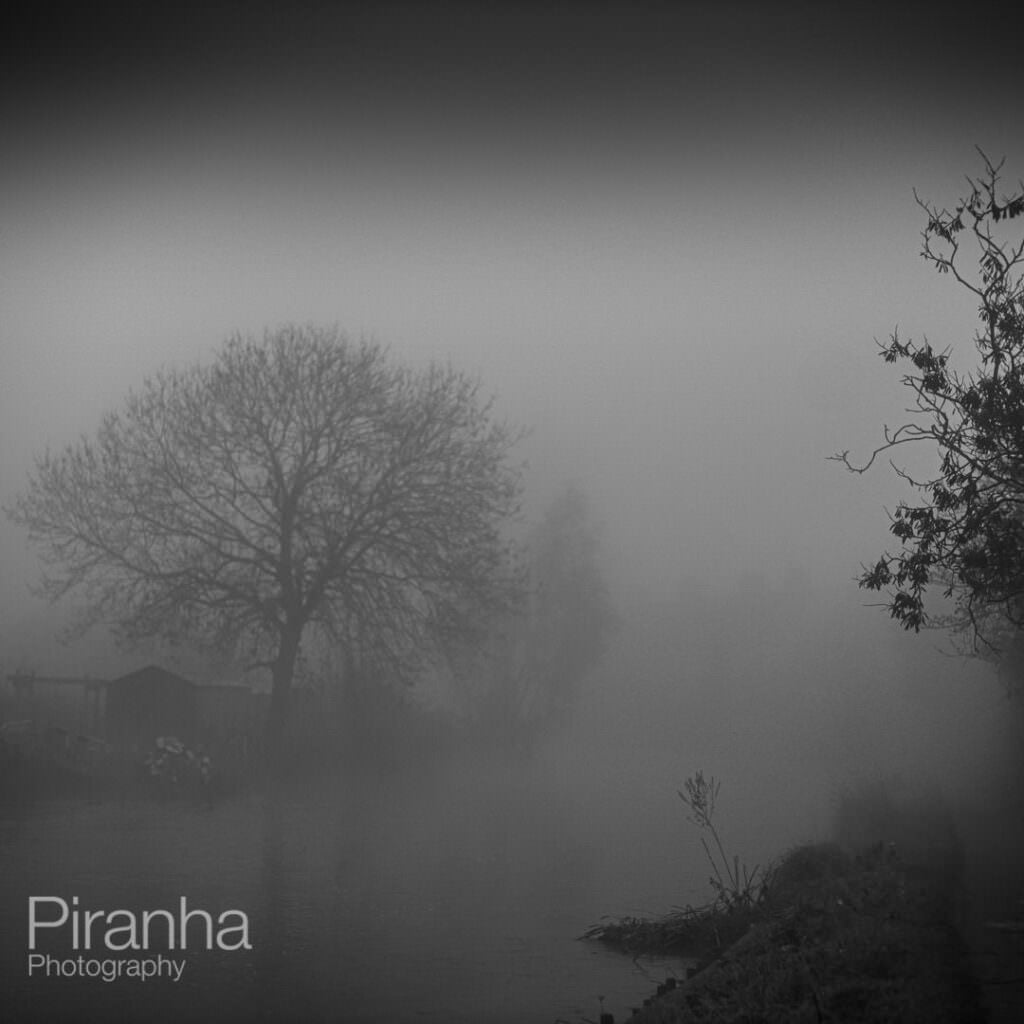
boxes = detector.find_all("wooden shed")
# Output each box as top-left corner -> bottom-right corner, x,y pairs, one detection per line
105,665 -> 197,751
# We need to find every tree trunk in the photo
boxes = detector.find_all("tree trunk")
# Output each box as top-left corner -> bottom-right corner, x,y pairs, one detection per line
264,624 -> 302,769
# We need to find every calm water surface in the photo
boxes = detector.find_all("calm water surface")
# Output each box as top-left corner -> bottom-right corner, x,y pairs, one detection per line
1,752 -> 690,1023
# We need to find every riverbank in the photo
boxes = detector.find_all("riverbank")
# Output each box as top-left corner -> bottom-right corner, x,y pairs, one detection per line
589,839 -> 985,1023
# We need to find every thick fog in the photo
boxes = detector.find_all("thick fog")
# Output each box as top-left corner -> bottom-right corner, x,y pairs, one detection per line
2,8 -> 1023,1020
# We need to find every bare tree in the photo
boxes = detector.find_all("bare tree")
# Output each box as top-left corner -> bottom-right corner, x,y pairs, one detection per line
8,325 -> 525,757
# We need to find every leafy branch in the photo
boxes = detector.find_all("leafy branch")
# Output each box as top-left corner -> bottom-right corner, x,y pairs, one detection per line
832,151 -> 1024,654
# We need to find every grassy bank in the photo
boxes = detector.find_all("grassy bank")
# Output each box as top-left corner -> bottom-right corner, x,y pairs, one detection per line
613,841 -> 981,1023
584,777 -> 985,1023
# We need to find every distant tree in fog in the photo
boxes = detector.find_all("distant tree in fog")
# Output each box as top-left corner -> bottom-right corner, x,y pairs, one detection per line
7,325 -> 524,757
455,483 -> 615,738
527,484 -> 615,718
833,153 -> 1024,659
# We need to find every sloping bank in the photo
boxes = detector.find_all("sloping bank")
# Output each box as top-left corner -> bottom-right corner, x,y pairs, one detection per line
587,839 -> 984,1024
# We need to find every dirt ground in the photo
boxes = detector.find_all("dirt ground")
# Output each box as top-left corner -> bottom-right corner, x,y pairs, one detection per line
957,804 -> 1024,1024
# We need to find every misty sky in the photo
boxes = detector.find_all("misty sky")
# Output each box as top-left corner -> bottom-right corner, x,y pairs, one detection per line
2,2 -> 1022,672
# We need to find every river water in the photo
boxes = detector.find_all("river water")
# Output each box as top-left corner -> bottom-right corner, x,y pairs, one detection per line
1,747 -> 691,1023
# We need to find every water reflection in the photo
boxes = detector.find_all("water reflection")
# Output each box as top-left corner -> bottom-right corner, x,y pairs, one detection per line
1,758 -> 689,1023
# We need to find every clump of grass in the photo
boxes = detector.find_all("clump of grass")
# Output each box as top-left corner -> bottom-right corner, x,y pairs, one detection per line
580,900 -> 759,956
584,771 -> 768,956
678,770 -> 765,912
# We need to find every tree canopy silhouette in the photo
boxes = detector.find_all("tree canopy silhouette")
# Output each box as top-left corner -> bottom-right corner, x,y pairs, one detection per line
8,325 -> 525,754
833,154 -> 1024,655
448,483 -> 615,741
